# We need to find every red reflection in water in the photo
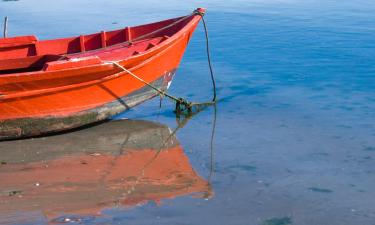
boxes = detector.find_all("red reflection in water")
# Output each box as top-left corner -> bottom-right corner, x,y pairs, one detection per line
0,120 -> 212,222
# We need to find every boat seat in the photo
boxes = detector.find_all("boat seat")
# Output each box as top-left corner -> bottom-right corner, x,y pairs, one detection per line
0,35 -> 38,48
0,54 -> 62,74
43,56 -> 103,71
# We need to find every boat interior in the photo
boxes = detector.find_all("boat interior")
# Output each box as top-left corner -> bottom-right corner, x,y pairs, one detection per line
0,15 -> 192,75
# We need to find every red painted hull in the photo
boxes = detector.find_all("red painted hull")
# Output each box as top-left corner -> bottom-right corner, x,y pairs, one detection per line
0,9 -> 205,139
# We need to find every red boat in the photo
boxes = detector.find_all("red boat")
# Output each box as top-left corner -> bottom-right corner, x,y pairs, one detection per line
0,8 -> 205,140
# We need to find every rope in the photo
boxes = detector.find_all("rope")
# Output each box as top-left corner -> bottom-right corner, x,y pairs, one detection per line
111,11 -> 217,115
111,62 -> 183,104
196,11 -> 217,102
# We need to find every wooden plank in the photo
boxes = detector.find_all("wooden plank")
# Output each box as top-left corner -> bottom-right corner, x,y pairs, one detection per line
125,27 -> 131,42
0,55 -> 45,71
101,31 -> 107,48
0,35 -> 37,48
34,42 -> 39,56
79,35 -> 86,52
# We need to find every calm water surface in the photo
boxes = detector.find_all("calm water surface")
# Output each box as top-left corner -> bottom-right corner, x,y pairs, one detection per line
1,0 -> 375,224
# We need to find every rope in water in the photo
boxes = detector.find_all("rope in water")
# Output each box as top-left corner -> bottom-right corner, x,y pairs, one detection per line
112,11 -> 216,115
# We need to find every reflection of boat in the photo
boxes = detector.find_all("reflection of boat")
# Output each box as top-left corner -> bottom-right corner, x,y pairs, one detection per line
0,119 -> 212,222
0,8 -> 206,140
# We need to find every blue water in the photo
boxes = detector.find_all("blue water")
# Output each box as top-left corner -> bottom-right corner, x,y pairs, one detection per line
1,0 -> 375,224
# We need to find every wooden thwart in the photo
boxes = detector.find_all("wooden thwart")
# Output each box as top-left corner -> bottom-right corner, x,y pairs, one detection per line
125,27 -> 131,42
79,35 -> 86,52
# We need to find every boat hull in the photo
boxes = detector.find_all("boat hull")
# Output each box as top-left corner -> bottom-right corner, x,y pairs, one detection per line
0,70 -> 175,140
0,9 -> 204,140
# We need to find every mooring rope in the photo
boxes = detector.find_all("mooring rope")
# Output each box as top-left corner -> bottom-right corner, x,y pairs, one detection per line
112,11 -> 216,115
198,12 -> 217,102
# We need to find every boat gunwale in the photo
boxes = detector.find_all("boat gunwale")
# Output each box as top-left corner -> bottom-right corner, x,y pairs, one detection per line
61,15 -> 188,57
0,13 -> 199,78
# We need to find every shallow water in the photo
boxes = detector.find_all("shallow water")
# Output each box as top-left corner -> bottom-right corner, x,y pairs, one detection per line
1,0 -> 375,224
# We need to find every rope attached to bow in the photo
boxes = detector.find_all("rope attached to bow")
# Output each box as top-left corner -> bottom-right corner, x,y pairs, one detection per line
112,10 -> 217,116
